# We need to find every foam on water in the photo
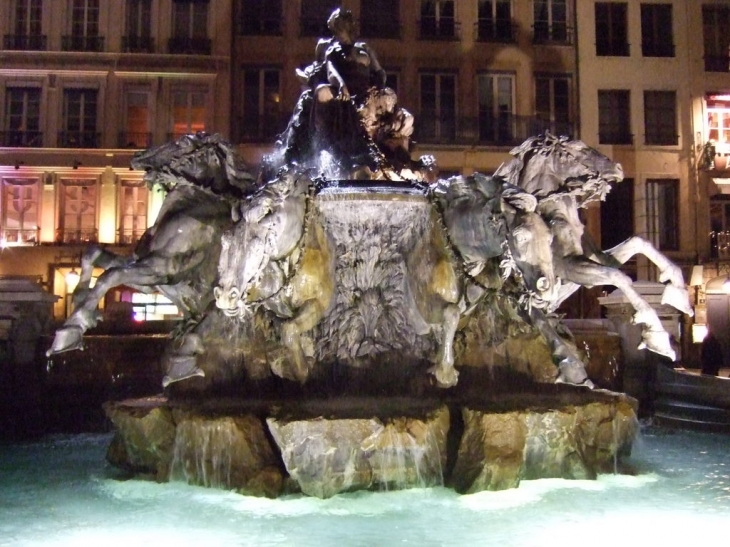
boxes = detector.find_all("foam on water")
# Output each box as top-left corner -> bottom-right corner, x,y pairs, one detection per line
1,427 -> 730,547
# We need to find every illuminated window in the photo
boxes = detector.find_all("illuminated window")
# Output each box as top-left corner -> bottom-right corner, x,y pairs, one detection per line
59,179 -> 97,243
706,95 -> 730,153
120,90 -> 151,148
240,68 -> 281,142
419,72 -> 456,142
710,195 -> 730,259
1,178 -> 39,245
477,72 -> 514,144
118,180 -> 148,245
131,292 -> 180,321
171,89 -> 206,138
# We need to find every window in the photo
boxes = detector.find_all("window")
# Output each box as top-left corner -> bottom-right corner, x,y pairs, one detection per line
240,68 -> 281,142
118,180 -> 148,245
419,0 -> 456,40
477,73 -> 514,144
63,0 -> 103,52
710,195 -> 730,259
641,4 -> 673,57
707,95 -> 730,155
644,91 -> 677,146
535,75 -> 572,137
60,88 -> 98,148
595,2 -> 628,56
534,0 -> 569,44
601,178 -> 633,250
1,178 -> 39,245
3,87 -> 41,147
300,0 -> 340,37
385,71 -> 399,94
419,72 -> 456,142
646,179 -> 678,251
171,89 -> 206,138
239,0 -> 282,36
123,0 -> 153,52
5,0 -> 45,50
59,179 -> 97,243
703,5 -> 730,72
119,90 -> 151,148
477,0 -> 512,42
360,0 -> 400,39
598,90 -> 631,145
170,0 -> 210,54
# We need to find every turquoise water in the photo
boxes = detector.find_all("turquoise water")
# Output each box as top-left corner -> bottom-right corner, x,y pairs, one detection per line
1,426 -> 729,547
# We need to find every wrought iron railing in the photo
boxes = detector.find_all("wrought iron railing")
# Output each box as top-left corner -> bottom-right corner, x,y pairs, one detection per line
0,228 -> 39,246
418,18 -> 461,41
58,131 -> 100,148
117,229 -> 145,245
595,39 -> 630,56
3,34 -> 46,50
118,132 -> 152,148
474,20 -> 516,43
56,229 -> 98,244
598,131 -> 633,145
61,35 -> 105,52
121,35 -> 155,53
0,130 -> 43,147
168,37 -> 211,55
414,114 -> 574,146
533,23 -> 574,45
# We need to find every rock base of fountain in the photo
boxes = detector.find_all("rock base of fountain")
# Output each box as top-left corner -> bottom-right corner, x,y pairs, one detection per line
104,388 -> 637,498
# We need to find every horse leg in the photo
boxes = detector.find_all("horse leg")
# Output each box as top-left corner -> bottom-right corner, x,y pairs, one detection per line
562,259 -> 676,360
72,245 -> 129,309
526,307 -> 593,387
280,298 -> 325,383
603,237 -> 693,316
427,303 -> 460,388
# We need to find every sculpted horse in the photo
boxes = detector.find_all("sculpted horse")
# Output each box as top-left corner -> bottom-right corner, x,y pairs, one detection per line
214,170 -> 334,383
419,173 -> 560,387
495,133 -> 693,363
47,133 -> 257,360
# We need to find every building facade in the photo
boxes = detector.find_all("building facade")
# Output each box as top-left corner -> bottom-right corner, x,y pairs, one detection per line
0,0 -> 232,317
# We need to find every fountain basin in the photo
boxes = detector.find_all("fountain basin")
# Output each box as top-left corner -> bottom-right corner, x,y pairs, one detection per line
104,390 -> 637,498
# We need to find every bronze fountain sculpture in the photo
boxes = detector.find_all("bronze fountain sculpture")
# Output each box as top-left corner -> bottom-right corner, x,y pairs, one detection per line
47,8 -> 691,498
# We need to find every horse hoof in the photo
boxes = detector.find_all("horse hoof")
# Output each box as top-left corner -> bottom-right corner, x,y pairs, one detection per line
661,284 -> 694,317
46,326 -> 84,356
556,358 -> 592,387
161,366 -> 205,388
429,365 -> 459,388
638,329 -> 676,360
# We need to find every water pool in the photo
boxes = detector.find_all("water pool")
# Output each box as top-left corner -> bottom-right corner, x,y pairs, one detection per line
1,426 -> 728,547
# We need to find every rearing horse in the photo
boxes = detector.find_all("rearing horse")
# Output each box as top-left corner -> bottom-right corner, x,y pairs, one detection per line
47,133 -> 257,359
495,133 -> 693,363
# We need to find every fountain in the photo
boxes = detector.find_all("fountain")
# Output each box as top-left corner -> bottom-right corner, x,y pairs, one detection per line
47,8 -> 692,499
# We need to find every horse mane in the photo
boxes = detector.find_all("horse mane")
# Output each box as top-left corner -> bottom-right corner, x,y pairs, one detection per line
499,132 -> 615,207
133,132 -> 258,199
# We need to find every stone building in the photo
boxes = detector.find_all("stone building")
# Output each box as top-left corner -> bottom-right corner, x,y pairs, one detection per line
2,0 -> 730,362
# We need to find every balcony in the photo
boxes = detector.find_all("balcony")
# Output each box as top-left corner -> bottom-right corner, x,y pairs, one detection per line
533,23 -> 573,45
418,18 -> 460,41
414,114 -> 574,146
58,131 -> 100,148
0,228 -> 39,246
359,20 -> 401,39
122,35 -> 155,53
0,130 -> 43,147
705,55 -> 730,72
56,229 -> 98,245
61,35 -> 105,52
642,42 -> 675,58
475,20 -> 515,43
3,34 -> 47,50
118,132 -> 152,148
168,37 -> 211,55
117,229 -> 145,245
239,18 -> 283,36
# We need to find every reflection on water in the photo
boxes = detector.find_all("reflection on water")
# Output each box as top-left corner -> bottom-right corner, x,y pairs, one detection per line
1,426 -> 729,547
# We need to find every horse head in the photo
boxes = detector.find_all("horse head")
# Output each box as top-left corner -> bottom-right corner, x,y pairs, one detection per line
495,132 -> 623,206
131,132 -> 256,198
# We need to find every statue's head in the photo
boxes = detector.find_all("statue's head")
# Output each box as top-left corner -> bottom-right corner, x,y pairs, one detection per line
327,8 -> 355,40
